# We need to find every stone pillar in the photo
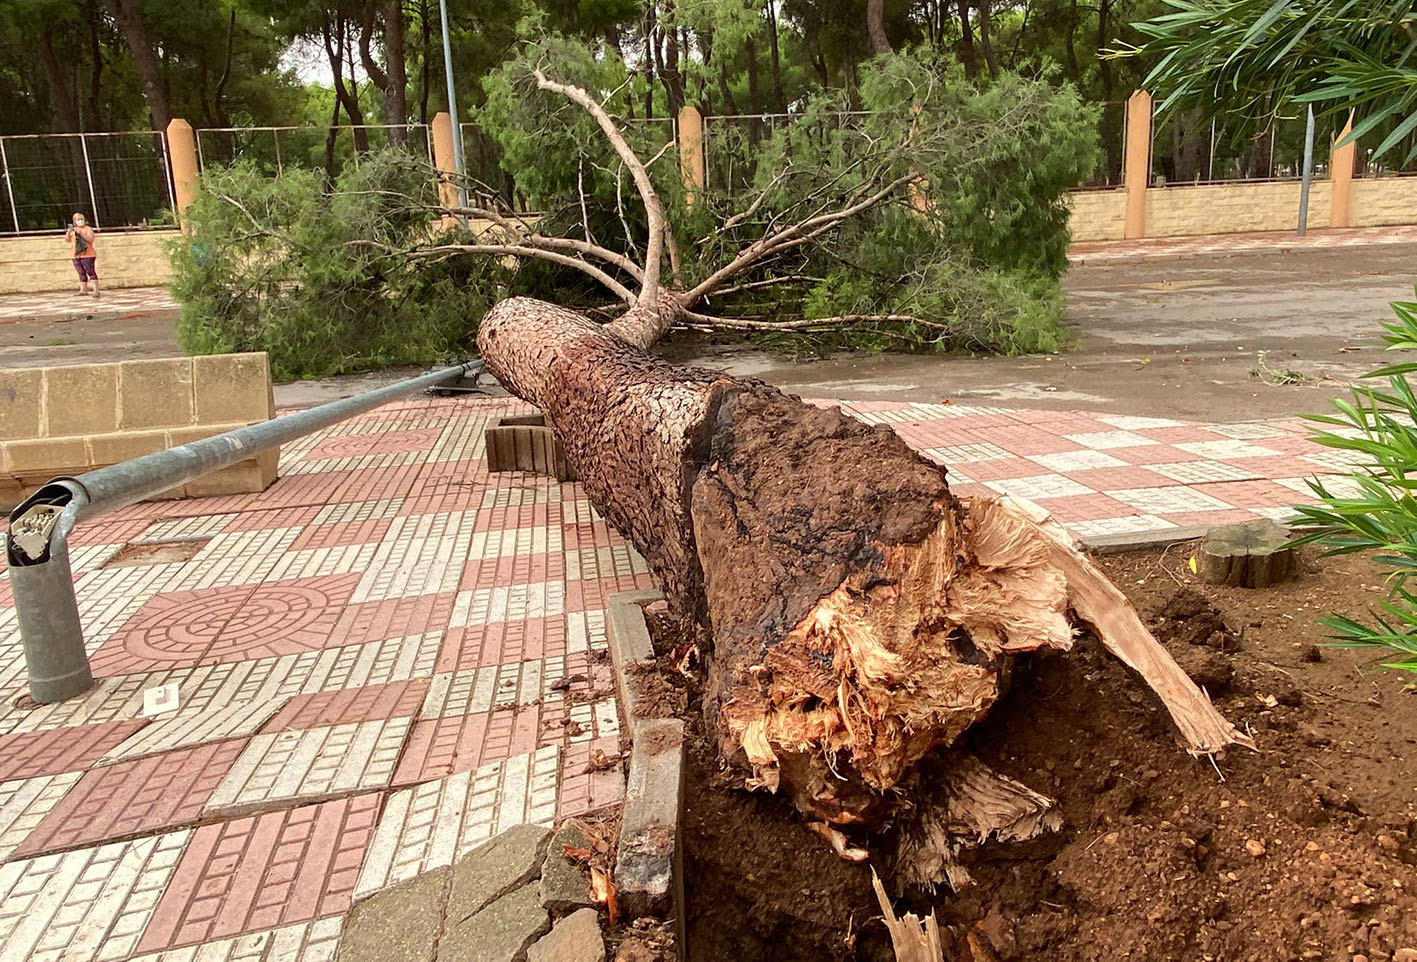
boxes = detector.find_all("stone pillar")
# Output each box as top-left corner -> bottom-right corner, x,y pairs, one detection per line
677,105 -> 705,204
1330,112 -> 1357,229
165,118 -> 199,228
431,111 -> 460,214
1123,90 -> 1153,240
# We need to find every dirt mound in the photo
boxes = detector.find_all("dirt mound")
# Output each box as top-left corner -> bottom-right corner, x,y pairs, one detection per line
678,550 -> 1417,962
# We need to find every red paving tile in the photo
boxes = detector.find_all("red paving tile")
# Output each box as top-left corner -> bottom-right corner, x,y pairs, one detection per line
1063,466 -> 1174,490
1030,494 -> 1139,523
557,735 -> 626,820
305,428 -> 443,461
0,720 -> 148,780
952,457 -> 1049,482
1162,508 -> 1264,527
435,618 -> 569,673
1221,455 -> 1320,479
1192,480 -> 1303,508
1137,426 -> 1226,444
13,739 -> 247,857
224,505 -> 323,532
262,679 -> 430,732
289,518 -> 393,551
93,574 -> 362,674
1108,444 -> 1197,466
460,552 -> 567,590
331,592 -> 458,647
91,585 -> 258,675
136,794 -> 381,953
392,714 -> 490,786
560,521 -> 631,551
565,574 -> 655,613
70,518 -> 155,546
474,502 -> 563,531
391,707 -> 541,787
970,426 -> 1083,455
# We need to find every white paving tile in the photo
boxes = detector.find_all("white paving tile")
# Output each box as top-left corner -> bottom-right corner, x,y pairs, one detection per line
135,516 -> 234,542
1097,415 -> 1186,430
919,442 -> 1013,464
984,475 -> 1094,500
1027,450 -> 1127,472
99,697 -> 287,765
125,918 -> 342,962
1173,440 -> 1281,460
205,718 -> 412,816
1207,422 -> 1291,440
0,829 -> 190,962
350,512 -> 474,603
564,546 -> 649,581
479,485 -> 564,509
420,658 -> 567,718
1300,449 -> 1371,469
1061,430 -> 1160,450
450,582 -> 566,628
312,499 -> 405,525
566,610 -> 607,654
0,773 -> 82,860
1107,486 -> 1233,514
1069,515 -> 1178,538
468,526 -> 561,560
353,746 -> 559,900
1148,460 -> 1260,483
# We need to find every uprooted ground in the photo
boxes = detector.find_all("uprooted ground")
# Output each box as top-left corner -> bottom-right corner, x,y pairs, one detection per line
670,548 -> 1417,962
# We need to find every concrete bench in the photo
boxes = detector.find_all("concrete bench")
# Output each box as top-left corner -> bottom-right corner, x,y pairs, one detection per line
0,353 -> 278,511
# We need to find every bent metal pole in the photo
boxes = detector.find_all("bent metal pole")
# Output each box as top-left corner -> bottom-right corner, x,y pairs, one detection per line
3,360 -> 480,704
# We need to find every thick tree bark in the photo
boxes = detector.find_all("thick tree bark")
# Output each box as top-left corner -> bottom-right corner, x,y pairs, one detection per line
867,0 -> 893,56
978,0 -> 999,78
478,294 -> 1250,883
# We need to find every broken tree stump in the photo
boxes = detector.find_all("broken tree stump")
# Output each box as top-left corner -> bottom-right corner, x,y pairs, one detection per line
1197,519 -> 1297,588
477,294 -> 1250,887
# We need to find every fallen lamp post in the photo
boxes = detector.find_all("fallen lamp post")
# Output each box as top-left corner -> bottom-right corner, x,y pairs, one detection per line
3,360 -> 482,704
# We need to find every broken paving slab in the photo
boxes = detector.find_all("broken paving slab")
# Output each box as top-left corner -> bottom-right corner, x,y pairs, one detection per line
336,865 -> 448,962
539,822 -> 597,917
527,908 -> 605,962
615,717 -> 684,919
447,823 -> 552,925
438,881 -> 549,962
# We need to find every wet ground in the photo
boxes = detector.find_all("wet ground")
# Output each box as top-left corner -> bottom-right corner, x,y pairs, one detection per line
664,243 -> 1417,421
2,244 -> 1412,418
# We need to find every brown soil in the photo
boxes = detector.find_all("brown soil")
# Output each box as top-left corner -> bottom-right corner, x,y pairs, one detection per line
677,548 -> 1417,962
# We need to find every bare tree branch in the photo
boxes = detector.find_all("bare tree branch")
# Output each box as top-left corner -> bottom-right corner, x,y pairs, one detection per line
533,69 -> 675,308
442,203 -> 644,282
416,242 -> 638,305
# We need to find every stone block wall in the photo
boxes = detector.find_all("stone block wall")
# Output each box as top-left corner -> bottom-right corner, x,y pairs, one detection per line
0,229 -> 178,294
1350,177 -> 1417,228
1068,189 -> 1127,242
0,353 -> 277,510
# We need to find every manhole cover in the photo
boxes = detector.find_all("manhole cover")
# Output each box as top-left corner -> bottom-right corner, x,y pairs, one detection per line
102,537 -> 211,568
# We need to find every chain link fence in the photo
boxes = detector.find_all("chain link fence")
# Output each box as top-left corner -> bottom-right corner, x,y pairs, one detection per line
0,131 -> 176,235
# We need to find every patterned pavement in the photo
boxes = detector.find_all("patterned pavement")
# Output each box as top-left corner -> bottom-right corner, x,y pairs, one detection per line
1068,223 -> 1417,265
0,393 -> 1352,961
0,287 -> 177,324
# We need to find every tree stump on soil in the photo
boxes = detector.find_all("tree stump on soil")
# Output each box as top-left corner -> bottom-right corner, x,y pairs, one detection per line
1197,520 -> 1297,588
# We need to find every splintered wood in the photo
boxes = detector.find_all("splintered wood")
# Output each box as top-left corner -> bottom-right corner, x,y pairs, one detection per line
478,294 -> 1251,891
873,871 -> 945,962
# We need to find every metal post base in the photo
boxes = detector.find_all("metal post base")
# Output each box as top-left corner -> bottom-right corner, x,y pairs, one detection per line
6,535 -> 92,703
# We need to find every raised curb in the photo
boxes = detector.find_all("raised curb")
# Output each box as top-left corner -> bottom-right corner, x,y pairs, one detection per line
605,589 -> 686,955
606,589 -> 664,739
1078,525 -> 1211,554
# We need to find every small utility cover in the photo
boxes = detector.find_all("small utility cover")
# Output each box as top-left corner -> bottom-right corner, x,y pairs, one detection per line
143,682 -> 180,716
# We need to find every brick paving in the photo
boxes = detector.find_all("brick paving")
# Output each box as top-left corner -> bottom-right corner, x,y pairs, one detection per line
0,287 -> 177,324
0,392 -> 1354,960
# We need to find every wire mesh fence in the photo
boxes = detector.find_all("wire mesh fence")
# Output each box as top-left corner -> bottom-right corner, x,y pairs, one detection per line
194,124 -> 435,178
0,131 -> 175,234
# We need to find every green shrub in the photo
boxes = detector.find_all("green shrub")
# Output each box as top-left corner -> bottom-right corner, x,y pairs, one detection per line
1294,290 -> 1417,675
169,151 -> 505,380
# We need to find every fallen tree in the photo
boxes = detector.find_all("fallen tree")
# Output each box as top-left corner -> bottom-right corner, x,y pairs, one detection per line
476,58 -> 1252,887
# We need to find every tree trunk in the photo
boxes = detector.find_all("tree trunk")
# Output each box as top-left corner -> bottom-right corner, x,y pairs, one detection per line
383,0 -> 409,142
101,0 -> 172,131
1063,0 -> 1080,85
477,294 -> 1250,880
766,0 -> 785,110
419,0 -> 431,124
867,0 -> 892,56
977,0 -> 999,78
956,0 -> 978,80
86,0 -> 104,128
38,26 -> 82,133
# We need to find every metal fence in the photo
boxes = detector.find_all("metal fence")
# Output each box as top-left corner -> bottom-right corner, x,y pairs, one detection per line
0,131 -> 176,235
194,123 -> 435,178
